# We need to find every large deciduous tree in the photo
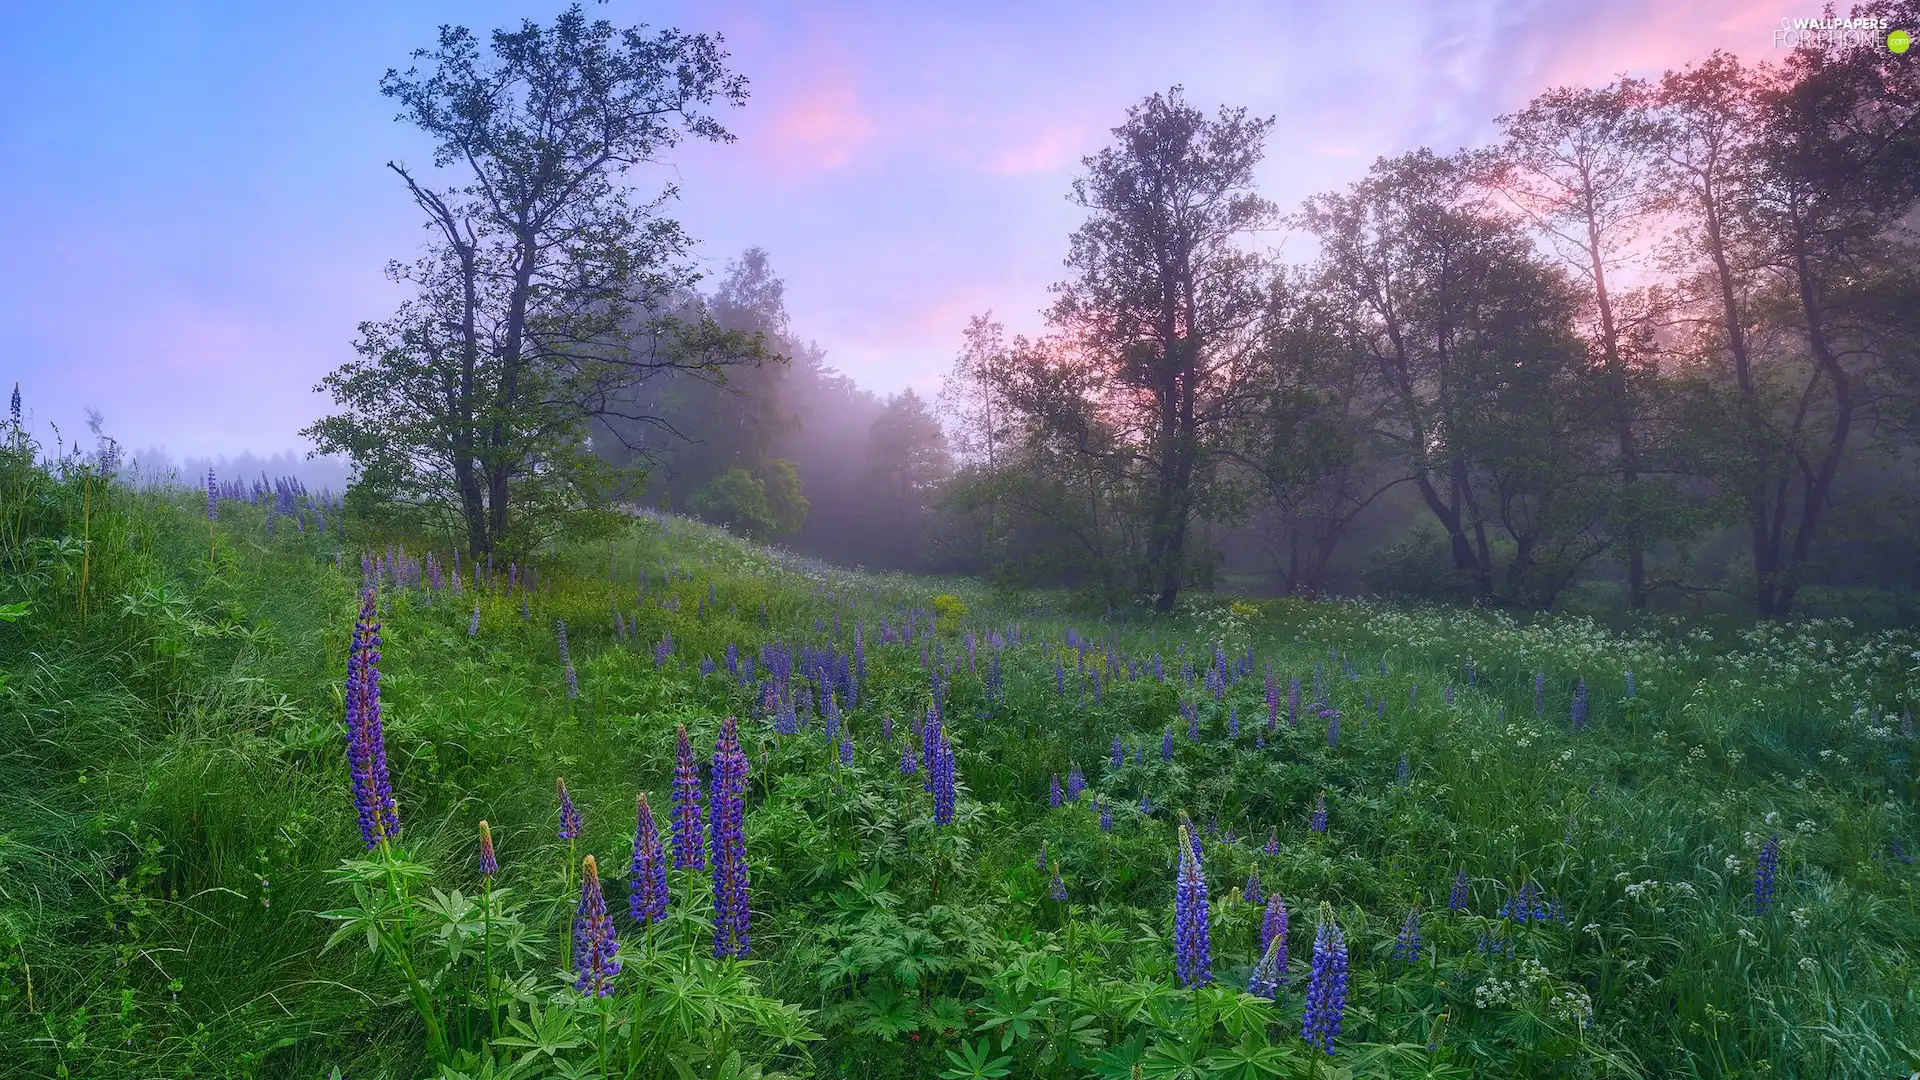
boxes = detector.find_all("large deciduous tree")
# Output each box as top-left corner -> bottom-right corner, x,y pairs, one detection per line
1050,87 -> 1277,610
306,5 -> 765,556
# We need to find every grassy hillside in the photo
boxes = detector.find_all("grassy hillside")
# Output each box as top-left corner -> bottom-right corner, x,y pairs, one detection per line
2,453 -> 1917,1079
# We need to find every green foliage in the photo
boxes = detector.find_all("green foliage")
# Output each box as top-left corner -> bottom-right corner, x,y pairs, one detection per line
2,434 -> 1917,1078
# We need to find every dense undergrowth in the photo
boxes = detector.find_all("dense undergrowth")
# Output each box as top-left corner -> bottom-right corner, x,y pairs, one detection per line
2,444 -> 1918,1079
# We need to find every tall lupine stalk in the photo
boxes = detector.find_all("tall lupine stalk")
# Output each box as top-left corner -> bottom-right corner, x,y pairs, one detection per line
1236,919 -> 1281,997
709,717 -> 751,958
1393,906 -> 1423,962
930,728 -> 957,826
1260,893 -> 1288,963
1754,833 -> 1780,914
556,620 -> 579,701
345,588 -> 401,848
1448,870 -> 1470,912
477,820 -> 499,1037
1301,902 -> 1349,1056
573,856 -> 621,997
1571,679 -> 1589,730
1310,793 -> 1327,835
1173,815 -> 1212,988
629,794 -> 668,927
671,725 -> 707,870
1067,764 -> 1085,803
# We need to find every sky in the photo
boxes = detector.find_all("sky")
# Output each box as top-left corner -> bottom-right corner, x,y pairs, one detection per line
0,0 -> 1784,462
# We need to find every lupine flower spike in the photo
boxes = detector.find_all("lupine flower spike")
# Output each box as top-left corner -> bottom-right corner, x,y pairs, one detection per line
1249,934 -> 1285,999
709,717 -> 752,957
1173,814 -> 1212,987
572,856 -> 621,997
477,820 -> 497,877
671,725 -> 706,870
629,793 -> 668,926
1754,833 -> 1780,914
344,588 -> 400,848
1448,870 -> 1469,912
1393,905 -> 1422,962
1260,893 -> 1288,961
1301,901 -> 1349,1056
557,776 -> 582,841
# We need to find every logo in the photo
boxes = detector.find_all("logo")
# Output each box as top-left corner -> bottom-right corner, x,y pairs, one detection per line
1771,15 -> 1907,50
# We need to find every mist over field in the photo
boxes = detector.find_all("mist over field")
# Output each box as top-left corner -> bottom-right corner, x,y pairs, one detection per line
3,2 -> 1918,1078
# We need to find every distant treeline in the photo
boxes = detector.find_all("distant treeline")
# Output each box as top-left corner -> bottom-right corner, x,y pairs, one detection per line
302,3 -> 1917,622
608,22 -> 1920,622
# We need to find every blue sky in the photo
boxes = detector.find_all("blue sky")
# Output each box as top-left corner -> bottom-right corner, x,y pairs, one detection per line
1,0 -> 1775,460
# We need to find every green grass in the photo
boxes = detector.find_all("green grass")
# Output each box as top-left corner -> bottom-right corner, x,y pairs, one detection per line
2,449 -> 1917,1079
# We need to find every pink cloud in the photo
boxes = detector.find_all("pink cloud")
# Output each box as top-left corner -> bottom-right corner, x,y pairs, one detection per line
762,79 -> 876,172
983,122 -> 1094,175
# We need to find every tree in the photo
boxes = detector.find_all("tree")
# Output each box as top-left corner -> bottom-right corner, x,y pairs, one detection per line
1300,149 -> 1610,605
864,389 -> 951,565
1495,78 -> 1668,608
306,6 -> 764,556
1050,87 -> 1277,610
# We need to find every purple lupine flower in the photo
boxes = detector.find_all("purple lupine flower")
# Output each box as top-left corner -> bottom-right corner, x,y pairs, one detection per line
1624,669 -> 1635,699
1139,792 -> 1152,815
1111,735 -> 1124,771
882,715 -> 894,741
1444,684 -> 1453,706
930,729 -> 957,825
1049,774 -> 1062,808
1035,841 -> 1049,872
1393,906 -> 1422,962
344,588 -> 401,848
572,856 -> 621,996
1228,703 -> 1239,738
1321,706 -> 1340,748
1301,903 -> 1348,1056
1310,793 -> 1327,834
1173,816 -> 1212,988
1265,827 -> 1279,856
670,726 -> 706,871
899,737 -> 918,775
1396,753 -> 1410,786
206,467 -> 218,520
1067,764 -> 1085,803
1534,671 -> 1546,715
7,381 -> 17,425
1048,871 -> 1068,902
556,776 -> 582,841
1162,729 -> 1174,761
1409,684 -> 1416,706
1571,679 -> 1589,730
1243,871 -> 1263,904
709,716 -> 752,957
1289,678 -> 1300,727
629,793 -> 668,926
654,633 -> 672,669
839,733 -> 853,768
1249,934 -> 1285,1000
1754,833 -> 1780,914
468,602 -> 480,636
701,656 -> 716,677
1099,800 -> 1113,831
1448,870 -> 1469,912
1186,701 -> 1199,741
477,819 -> 497,877
1260,893 -> 1289,962
1499,881 -> 1546,922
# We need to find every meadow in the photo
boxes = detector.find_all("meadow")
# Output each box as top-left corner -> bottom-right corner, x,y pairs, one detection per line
2,446 -> 1917,1080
